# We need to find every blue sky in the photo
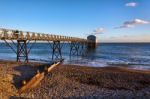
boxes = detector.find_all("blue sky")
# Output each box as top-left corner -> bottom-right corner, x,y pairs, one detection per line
0,0 -> 150,42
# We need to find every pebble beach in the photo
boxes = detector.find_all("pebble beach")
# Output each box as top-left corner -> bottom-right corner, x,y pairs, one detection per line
0,60 -> 150,99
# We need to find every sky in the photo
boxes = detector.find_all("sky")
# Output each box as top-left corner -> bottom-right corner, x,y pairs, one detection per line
0,0 -> 150,42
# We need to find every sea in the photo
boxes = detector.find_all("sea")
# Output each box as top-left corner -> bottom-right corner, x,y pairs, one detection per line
0,43 -> 150,70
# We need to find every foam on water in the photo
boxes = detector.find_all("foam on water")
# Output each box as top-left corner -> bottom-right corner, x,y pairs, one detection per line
64,58 -> 108,67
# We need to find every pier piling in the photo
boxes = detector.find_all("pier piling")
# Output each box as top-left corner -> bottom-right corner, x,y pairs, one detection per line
17,40 -> 28,62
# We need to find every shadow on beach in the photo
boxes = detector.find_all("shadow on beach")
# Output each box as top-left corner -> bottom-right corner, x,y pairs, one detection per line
12,64 -> 38,89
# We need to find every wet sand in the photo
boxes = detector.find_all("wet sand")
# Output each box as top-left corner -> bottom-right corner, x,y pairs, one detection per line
0,60 -> 150,99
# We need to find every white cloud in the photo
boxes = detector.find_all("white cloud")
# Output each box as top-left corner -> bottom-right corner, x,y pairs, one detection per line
93,28 -> 104,34
126,2 -> 137,7
115,19 -> 149,29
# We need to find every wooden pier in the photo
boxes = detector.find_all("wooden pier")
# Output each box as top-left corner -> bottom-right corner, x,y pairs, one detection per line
0,28 -> 95,62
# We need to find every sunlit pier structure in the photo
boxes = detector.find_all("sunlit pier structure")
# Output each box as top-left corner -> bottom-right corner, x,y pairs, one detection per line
0,28 -> 96,62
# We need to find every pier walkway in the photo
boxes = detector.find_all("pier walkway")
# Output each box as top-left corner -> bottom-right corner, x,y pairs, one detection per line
0,28 -> 94,62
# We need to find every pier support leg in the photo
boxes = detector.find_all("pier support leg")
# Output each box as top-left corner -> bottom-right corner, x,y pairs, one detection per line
52,41 -> 62,60
17,40 -> 28,62
70,42 -> 80,56
79,42 -> 86,56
